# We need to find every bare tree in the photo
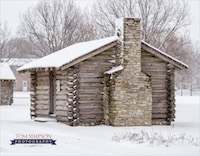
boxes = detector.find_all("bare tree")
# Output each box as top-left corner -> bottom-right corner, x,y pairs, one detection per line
0,23 -> 14,60
90,0 -> 191,50
192,45 -> 200,89
19,0 -> 94,57
175,40 -> 200,91
91,0 -> 194,85
6,38 -> 38,58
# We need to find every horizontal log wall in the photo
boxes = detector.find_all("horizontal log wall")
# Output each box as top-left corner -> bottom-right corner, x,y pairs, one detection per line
55,69 -> 70,124
77,47 -> 116,126
0,80 -> 13,105
141,49 -> 171,125
34,71 -> 50,118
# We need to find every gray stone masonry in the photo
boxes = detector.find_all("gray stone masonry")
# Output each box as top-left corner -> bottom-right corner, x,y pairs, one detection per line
104,18 -> 152,126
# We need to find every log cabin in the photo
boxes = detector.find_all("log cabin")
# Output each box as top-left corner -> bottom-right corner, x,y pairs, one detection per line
1,58 -> 37,91
17,18 -> 188,126
0,63 -> 16,105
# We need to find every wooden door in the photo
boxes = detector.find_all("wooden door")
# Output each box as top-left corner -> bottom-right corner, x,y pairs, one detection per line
23,81 -> 28,92
49,71 -> 56,115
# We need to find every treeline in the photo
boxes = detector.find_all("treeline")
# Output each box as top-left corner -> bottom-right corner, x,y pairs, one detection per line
0,0 -> 199,88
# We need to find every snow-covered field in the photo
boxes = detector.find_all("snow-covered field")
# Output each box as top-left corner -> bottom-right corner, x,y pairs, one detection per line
0,92 -> 199,156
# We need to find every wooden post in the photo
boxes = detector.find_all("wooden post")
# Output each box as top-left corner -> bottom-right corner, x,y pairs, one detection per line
9,81 -> 14,105
166,64 -> 175,123
180,82 -> 182,96
30,72 -> 36,119
190,84 -> 192,96
103,74 -> 111,125
66,66 -> 79,126
72,65 -> 79,126
67,68 -> 74,126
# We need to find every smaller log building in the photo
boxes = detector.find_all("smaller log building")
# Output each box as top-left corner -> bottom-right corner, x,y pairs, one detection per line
18,18 -> 188,126
1,58 -> 37,91
0,63 -> 16,105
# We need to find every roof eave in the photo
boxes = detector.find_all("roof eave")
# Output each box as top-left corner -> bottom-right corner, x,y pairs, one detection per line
0,78 -> 16,81
141,41 -> 189,69
18,67 -> 57,73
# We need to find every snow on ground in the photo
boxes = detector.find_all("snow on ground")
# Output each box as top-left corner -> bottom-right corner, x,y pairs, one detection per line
0,92 -> 199,156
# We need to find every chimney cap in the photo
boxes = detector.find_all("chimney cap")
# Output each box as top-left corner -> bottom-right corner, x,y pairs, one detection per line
123,17 -> 141,22
115,17 -> 141,22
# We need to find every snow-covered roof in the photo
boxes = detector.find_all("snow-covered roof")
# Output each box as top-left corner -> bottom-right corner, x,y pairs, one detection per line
104,65 -> 124,74
1,58 -> 37,67
141,41 -> 188,69
18,36 -> 118,71
0,63 -> 16,80
17,34 -> 188,72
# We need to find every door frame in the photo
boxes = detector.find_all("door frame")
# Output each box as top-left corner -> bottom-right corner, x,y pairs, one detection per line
49,71 -> 56,115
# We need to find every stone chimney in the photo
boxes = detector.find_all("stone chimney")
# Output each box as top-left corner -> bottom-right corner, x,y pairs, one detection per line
105,18 -> 152,126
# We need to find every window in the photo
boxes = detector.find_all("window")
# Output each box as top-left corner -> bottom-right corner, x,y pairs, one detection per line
56,80 -> 61,93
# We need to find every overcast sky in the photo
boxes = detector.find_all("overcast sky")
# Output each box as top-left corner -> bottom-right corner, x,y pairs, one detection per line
0,0 -> 199,44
